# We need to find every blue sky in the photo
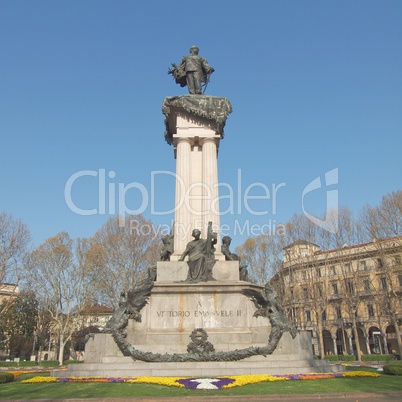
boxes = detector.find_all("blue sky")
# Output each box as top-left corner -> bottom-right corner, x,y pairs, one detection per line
1,0 -> 401,248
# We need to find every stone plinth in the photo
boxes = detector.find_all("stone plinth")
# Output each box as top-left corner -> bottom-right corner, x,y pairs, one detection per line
157,260 -> 240,282
85,281 -> 269,361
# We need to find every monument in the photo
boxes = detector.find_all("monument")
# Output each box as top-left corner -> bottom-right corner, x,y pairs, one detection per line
55,47 -> 336,377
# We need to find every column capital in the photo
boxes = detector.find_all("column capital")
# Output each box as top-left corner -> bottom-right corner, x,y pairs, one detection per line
173,136 -> 193,146
199,136 -> 220,146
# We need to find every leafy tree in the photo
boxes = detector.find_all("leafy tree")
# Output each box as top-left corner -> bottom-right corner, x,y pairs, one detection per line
0,291 -> 38,358
71,325 -> 101,352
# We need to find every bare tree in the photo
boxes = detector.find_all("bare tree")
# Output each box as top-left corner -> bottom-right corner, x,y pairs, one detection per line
235,233 -> 283,285
361,191 -> 402,356
0,212 -> 31,315
361,191 -> 402,240
282,213 -> 330,358
26,232 -> 94,364
85,215 -> 160,308
272,209 -> 364,359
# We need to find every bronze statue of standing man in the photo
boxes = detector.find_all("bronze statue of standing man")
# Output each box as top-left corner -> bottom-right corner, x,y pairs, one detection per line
168,46 -> 215,94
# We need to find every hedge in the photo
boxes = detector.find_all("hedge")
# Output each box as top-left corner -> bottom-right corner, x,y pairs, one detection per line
0,360 -> 60,367
383,362 -> 402,375
0,373 -> 14,384
324,354 -> 393,362
362,354 -> 393,362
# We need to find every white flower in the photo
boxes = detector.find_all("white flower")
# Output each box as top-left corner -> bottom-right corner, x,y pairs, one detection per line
190,378 -> 220,389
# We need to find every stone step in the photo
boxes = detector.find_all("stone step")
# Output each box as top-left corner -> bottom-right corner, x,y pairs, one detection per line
53,358 -> 334,378
100,353 -> 309,364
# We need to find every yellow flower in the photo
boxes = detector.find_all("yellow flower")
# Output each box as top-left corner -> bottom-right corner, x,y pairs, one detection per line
125,376 -> 185,387
222,374 -> 288,388
21,376 -> 58,384
343,371 -> 380,378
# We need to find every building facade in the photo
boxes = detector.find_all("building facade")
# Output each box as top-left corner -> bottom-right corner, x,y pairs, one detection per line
80,304 -> 114,330
272,237 -> 402,358
0,283 -> 18,305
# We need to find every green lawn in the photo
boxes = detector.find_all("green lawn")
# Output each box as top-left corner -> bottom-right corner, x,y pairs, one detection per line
0,369 -> 401,399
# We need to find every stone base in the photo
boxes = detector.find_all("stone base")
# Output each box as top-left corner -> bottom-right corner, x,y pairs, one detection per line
54,332 -> 339,377
66,279 -> 342,378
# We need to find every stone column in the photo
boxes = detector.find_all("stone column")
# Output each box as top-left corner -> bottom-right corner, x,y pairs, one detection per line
381,333 -> 389,354
347,333 -> 354,355
172,137 -> 192,258
201,137 -> 223,258
365,334 -> 371,355
332,337 -> 338,356
162,96 -> 232,260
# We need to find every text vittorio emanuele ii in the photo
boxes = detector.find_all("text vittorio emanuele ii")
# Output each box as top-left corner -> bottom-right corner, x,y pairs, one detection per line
156,309 -> 242,318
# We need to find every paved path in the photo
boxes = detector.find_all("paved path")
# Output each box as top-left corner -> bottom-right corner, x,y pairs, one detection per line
8,392 -> 402,402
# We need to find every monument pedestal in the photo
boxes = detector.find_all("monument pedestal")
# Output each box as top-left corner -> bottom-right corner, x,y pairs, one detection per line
55,268 -> 337,377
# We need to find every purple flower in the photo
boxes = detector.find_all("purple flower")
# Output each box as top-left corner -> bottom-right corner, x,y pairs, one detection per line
287,374 -> 302,380
177,378 -> 200,389
109,377 -> 124,383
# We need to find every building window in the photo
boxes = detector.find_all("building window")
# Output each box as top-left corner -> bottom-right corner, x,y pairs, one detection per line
380,277 -> 387,290
290,307 -> 298,323
316,267 -> 322,277
345,263 -> 352,273
346,279 -> 355,295
303,287 -> 309,300
330,265 -> 337,276
316,283 -> 323,297
322,309 -> 327,321
302,271 -> 307,280
367,304 -> 375,318
377,258 -> 384,269
394,255 -> 401,266
305,310 -> 311,322
288,270 -> 293,283
360,260 -> 367,271
363,278 -> 371,292
332,282 -> 339,295
301,249 -> 307,258
398,274 -> 402,287
335,306 -> 342,319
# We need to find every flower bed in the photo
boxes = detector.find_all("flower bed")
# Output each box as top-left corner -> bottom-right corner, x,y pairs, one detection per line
9,370 -> 51,379
20,371 -> 380,388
